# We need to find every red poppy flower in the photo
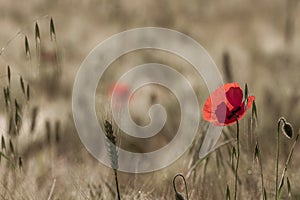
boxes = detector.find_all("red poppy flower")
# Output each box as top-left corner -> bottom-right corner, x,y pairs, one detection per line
203,82 -> 255,126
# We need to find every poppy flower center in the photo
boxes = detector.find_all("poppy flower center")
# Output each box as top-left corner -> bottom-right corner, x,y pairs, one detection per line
227,106 -> 242,120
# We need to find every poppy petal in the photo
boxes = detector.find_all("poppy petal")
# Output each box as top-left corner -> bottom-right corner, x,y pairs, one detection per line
226,86 -> 243,108
202,84 -> 227,122
215,102 -> 229,124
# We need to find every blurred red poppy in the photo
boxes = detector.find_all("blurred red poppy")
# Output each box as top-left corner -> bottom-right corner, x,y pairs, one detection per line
109,83 -> 130,99
203,82 -> 255,126
108,83 -> 131,108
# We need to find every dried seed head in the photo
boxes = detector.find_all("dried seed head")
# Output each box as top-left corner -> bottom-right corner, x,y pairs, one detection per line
282,122 -> 293,139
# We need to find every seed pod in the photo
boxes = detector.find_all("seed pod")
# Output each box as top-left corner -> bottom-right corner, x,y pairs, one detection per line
282,122 -> 293,139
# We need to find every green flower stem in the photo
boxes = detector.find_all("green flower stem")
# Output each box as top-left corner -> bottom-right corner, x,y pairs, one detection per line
278,132 -> 299,198
114,169 -> 121,200
234,117 -> 240,200
276,117 -> 285,200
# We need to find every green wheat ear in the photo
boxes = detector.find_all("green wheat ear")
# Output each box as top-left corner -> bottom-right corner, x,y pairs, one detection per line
104,120 -> 118,170
104,120 -> 121,200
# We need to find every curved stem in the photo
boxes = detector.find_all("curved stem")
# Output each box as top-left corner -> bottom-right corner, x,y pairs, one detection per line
278,132 -> 299,198
234,117 -> 240,200
173,174 -> 189,200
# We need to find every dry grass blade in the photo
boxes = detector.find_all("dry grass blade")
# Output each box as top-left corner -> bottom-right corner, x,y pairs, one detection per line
47,179 -> 56,200
0,151 -> 10,161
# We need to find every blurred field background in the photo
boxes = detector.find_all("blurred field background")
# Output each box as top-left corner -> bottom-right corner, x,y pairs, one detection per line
0,0 -> 300,199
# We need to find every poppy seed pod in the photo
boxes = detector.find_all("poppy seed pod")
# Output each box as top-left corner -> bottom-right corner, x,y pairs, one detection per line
282,122 -> 294,139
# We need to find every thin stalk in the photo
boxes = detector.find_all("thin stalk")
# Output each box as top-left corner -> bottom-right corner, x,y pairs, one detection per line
278,132 -> 299,197
234,117 -> 240,200
114,169 -> 121,200
276,118 -> 285,199
257,142 -> 265,199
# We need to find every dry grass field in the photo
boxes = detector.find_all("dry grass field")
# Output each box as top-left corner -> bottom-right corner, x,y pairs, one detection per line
0,0 -> 300,199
